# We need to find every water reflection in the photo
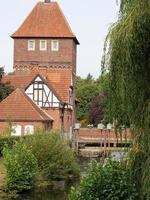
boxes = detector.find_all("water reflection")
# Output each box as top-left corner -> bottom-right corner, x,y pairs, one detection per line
15,190 -> 68,200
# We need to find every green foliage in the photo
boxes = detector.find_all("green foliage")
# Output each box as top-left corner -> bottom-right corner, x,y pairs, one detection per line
0,83 -> 14,102
76,74 -> 110,123
69,160 -> 138,200
0,136 -> 20,157
3,142 -> 37,192
102,0 -> 150,197
23,132 -> 79,180
76,74 -> 100,121
0,67 -> 14,102
80,119 -> 90,128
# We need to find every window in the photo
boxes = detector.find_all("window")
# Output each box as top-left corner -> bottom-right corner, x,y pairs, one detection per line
24,125 -> 34,135
40,40 -> 47,51
51,40 -> 59,51
28,40 -> 35,51
11,125 -> 22,136
68,88 -> 73,105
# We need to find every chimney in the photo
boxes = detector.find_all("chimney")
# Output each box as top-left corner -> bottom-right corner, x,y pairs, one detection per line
45,0 -> 51,3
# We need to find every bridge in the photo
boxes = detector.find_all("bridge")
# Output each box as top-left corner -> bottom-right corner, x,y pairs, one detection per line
73,128 -> 132,157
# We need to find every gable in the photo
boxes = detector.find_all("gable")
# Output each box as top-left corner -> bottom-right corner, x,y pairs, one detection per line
0,88 -> 53,122
25,76 -> 61,108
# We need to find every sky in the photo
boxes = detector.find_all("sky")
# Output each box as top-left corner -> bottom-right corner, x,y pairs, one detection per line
0,0 -> 119,78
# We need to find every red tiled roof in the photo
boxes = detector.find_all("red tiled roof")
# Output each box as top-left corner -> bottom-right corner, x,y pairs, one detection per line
0,88 -> 53,122
2,73 -> 38,90
11,2 -> 79,44
2,73 -> 64,103
46,69 -> 72,103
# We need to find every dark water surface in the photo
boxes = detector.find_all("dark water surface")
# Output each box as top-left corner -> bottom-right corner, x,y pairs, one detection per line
15,190 -> 68,200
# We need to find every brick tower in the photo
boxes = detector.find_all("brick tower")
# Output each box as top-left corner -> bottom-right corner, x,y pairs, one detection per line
10,0 -> 79,134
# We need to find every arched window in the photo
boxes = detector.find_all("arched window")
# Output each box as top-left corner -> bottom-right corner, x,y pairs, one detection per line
24,125 -> 34,135
11,125 -> 22,136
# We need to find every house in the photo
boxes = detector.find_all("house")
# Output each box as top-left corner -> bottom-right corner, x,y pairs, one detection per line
0,88 -> 53,136
0,0 -> 79,136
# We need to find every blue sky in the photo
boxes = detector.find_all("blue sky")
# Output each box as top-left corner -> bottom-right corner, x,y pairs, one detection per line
0,0 -> 119,78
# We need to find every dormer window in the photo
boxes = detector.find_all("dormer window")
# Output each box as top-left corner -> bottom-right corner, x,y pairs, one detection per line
51,40 -> 59,51
28,40 -> 35,51
40,40 -> 47,51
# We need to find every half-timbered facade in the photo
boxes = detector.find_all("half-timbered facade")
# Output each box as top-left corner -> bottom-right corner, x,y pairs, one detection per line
25,75 -> 62,108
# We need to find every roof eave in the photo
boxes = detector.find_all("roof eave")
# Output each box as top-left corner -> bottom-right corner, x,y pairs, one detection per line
0,119 -> 53,122
11,35 -> 80,44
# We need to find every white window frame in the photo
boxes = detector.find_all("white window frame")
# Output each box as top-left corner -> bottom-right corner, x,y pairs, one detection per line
39,40 -> 47,51
28,40 -> 35,51
51,40 -> 59,51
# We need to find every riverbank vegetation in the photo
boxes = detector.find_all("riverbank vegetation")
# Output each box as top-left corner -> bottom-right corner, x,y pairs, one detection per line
69,160 -> 138,200
0,132 -> 79,194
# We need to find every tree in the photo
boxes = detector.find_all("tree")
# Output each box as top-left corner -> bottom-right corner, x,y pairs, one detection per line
76,74 -> 100,121
103,0 -> 150,197
0,67 -> 13,101
88,94 -> 106,126
0,67 -> 4,80
76,73 -> 111,124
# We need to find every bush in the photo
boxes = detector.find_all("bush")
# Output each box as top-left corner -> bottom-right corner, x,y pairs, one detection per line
69,160 -> 138,200
80,119 -> 90,128
0,136 -> 20,157
24,132 -> 79,180
3,142 -> 37,192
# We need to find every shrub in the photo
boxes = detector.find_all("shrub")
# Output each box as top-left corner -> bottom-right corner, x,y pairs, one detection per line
69,160 -> 138,200
3,142 -> 37,192
24,131 -> 79,180
80,119 -> 90,128
0,136 -> 20,157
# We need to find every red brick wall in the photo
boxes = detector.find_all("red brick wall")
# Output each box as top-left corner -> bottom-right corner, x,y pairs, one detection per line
44,107 -> 73,133
0,121 -> 49,136
14,38 -> 76,68
44,108 -> 61,131
78,128 -> 132,140
63,109 -> 73,133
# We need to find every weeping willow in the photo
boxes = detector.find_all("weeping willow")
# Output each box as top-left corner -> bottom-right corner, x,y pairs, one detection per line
103,0 -> 150,198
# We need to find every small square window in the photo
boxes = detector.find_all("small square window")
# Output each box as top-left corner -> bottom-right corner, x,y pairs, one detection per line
28,40 -> 35,51
40,40 -> 47,51
51,40 -> 59,51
